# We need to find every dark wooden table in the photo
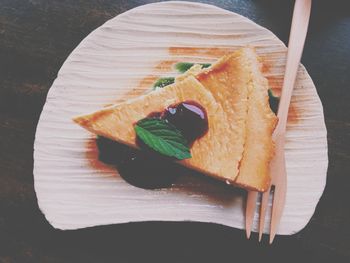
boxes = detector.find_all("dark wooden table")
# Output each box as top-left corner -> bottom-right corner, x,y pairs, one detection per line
1,0 -> 349,262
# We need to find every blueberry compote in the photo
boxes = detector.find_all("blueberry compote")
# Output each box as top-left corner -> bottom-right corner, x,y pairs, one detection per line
96,101 -> 208,190
96,136 -> 180,189
162,101 -> 208,145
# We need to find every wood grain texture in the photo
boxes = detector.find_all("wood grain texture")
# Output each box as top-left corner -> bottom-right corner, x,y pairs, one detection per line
1,0 -> 350,262
33,1 -> 327,234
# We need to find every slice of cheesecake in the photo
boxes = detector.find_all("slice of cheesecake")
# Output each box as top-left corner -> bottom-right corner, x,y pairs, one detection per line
195,48 -> 277,191
74,47 -> 277,191
74,76 -> 245,184
233,49 -> 278,191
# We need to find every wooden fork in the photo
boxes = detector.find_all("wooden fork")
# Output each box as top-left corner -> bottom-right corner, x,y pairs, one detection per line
245,0 -> 312,244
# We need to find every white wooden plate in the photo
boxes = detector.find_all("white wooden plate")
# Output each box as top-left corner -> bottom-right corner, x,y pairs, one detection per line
34,1 -> 328,234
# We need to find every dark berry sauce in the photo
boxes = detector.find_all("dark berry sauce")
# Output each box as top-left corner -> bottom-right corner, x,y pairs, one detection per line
96,136 -> 180,189
162,101 -> 208,145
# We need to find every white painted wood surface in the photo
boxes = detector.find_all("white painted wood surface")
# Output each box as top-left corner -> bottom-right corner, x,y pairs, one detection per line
33,1 -> 328,235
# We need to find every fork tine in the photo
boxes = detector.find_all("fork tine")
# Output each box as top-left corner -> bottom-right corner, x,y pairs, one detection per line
245,191 -> 258,239
258,187 -> 271,242
269,179 -> 287,244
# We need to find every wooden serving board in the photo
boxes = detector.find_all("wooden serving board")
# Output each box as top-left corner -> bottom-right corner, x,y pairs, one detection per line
33,1 -> 328,235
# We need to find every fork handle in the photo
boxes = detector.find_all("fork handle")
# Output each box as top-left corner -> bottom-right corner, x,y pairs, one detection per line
276,0 -> 312,135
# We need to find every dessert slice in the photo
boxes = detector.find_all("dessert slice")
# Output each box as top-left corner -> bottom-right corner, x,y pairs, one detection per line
195,48 -> 277,191
74,47 -> 277,191
233,49 -> 277,191
74,76 -> 246,184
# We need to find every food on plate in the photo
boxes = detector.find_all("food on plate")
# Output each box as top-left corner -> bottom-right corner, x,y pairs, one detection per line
73,47 -> 277,192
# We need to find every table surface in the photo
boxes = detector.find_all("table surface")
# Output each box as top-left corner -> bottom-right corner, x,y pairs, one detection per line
1,0 -> 349,262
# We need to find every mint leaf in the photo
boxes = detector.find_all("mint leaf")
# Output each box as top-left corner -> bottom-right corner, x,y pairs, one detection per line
135,118 -> 191,160
268,89 -> 280,114
152,77 -> 175,90
175,62 -> 211,73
